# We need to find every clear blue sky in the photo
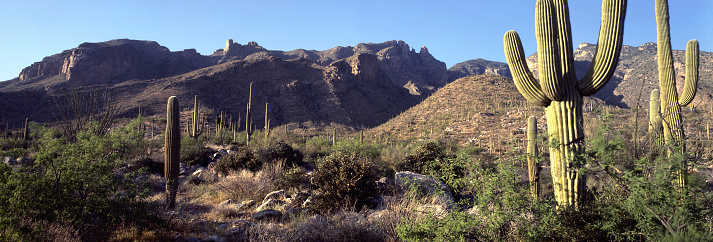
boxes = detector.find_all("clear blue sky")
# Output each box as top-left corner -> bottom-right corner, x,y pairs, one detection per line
0,0 -> 711,82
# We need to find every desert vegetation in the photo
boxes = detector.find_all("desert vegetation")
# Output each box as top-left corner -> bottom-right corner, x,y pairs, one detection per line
1,0 -> 712,241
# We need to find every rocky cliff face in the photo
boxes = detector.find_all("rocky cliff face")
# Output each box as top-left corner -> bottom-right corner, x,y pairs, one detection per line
9,39 -> 448,98
1,39 -> 443,127
448,58 -> 512,81
525,43 -> 713,108
17,39 -> 211,88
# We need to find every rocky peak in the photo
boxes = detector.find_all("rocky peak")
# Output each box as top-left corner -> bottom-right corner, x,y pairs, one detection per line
420,46 -> 429,55
448,58 -> 512,81
17,39 -> 210,88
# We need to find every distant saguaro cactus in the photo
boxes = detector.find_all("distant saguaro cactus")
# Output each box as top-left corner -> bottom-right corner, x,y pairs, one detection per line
191,95 -> 202,138
527,116 -> 540,200
246,82 -> 254,145
504,0 -> 626,208
165,96 -> 181,210
649,89 -> 663,136
264,102 -> 270,138
22,118 -> 28,140
655,0 -> 699,186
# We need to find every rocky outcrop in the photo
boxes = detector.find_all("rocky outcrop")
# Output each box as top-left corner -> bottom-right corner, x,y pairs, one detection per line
18,39 -> 211,88
448,58 -> 512,81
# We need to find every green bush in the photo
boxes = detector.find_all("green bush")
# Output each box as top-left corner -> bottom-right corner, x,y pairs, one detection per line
181,136 -> 212,167
215,145 -> 256,174
254,140 -> 304,168
274,165 -> 308,191
312,152 -> 379,213
395,140 -> 455,175
0,123 -> 156,240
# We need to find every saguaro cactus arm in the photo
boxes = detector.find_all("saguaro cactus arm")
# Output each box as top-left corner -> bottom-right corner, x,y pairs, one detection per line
679,39 -> 699,106
504,31 -> 551,107
577,0 -> 627,96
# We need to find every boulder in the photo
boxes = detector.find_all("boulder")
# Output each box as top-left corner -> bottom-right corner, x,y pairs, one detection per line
262,190 -> 287,203
252,210 -> 282,221
256,199 -> 286,212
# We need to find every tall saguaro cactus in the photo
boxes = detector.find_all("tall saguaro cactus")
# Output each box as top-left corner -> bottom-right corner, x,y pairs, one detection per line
527,116 -> 540,200
655,0 -> 699,153
655,0 -> 699,186
165,96 -> 181,210
504,0 -> 626,208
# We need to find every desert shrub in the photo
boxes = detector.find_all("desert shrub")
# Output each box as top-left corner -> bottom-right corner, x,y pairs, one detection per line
395,140 -> 455,175
0,123 -> 157,240
332,139 -> 381,160
180,136 -> 212,167
274,165 -> 308,191
312,152 -> 379,213
397,159 -> 564,241
254,140 -> 304,168
215,145 -> 256,174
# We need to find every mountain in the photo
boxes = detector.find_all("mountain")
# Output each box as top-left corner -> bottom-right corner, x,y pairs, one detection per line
525,43 -> 713,108
448,58 -> 512,81
0,39 -> 447,127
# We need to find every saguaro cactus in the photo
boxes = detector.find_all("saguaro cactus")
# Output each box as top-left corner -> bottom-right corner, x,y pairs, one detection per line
264,102 -> 270,138
649,89 -> 663,136
191,95 -> 202,138
22,118 -> 28,140
246,82 -> 254,145
655,0 -> 699,186
527,116 -> 540,200
504,0 -> 626,208
655,0 -> 699,152
165,96 -> 181,209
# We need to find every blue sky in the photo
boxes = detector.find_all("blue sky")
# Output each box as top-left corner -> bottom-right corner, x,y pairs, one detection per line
0,0 -> 711,82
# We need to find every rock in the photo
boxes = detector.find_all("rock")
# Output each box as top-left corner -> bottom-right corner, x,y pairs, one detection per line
291,191 -> 310,206
395,171 -> 454,208
256,199 -> 286,212
211,152 -> 223,161
217,223 -> 229,231
174,235 -> 201,242
262,190 -> 287,203
2,156 -> 16,166
376,177 -> 395,192
202,234 -> 226,242
415,204 -> 449,219
252,209 -> 282,221
19,39 -> 210,88
218,199 -> 240,206
236,200 -> 256,211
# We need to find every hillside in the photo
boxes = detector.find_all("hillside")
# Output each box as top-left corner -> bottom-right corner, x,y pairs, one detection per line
367,74 -> 542,149
0,39 -> 447,127
526,43 -> 713,108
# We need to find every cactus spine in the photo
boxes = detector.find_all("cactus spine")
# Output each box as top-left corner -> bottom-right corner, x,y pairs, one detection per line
165,96 -> 181,209
655,0 -> 699,187
504,0 -> 626,208
527,116 -> 540,200
246,82 -> 253,145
